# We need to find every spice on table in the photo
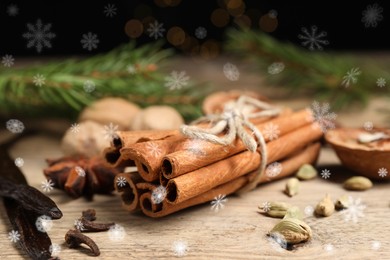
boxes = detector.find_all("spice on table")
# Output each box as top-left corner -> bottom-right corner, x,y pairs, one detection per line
335,195 -> 350,210
295,164 -> 317,180
285,178 -> 300,197
82,209 -> 97,221
315,194 -> 335,217
343,176 -> 373,191
258,201 -> 292,218
268,218 -> 312,245
283,206 -> 304,220
65,229 -> 100,256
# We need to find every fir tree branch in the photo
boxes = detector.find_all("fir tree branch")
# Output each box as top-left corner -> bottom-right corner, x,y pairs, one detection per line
0,42 -> 207,121
225,29 -> 390,110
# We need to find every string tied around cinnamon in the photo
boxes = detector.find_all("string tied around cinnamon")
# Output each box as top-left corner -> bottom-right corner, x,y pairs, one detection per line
180,95 -> 281,192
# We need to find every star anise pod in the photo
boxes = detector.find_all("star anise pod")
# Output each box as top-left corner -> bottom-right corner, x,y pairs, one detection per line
43,155 -> 122,200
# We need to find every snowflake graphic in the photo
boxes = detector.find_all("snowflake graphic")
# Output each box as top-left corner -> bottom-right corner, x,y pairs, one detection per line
308,101 -> 337,133
304,205 -> 314,216
185,140 -> 206,156
342,67 -> 361,87
362,3 -> 383,28
265,162 -> 283,178
376,77 -> 386,88
49,243 -> 61,257
195,26 -> 207,39
261,201 -> 271,212
268,9 -> 278,19
363,121 -> 374,131
35,215 -> 53,232
41,179 -> 54,193
147,20 -> 165,40
103,122 -> 119,139
75,166 -> 86,177
267,62 -> 285,75
340,196 -> 365,223
146,142 -> 162,158
127,65 -> 136,74
103,3 -> 117,17
8,230 -> 20,243
151,185 -> 167,204
81,32 -> 99,51
22,19 -> 56,53
263,123 -> 280,141
172,240 -> 188,257
320,169 -> 331,179
14,157 -> 24,167
108,224 -> 126,242
7,4 -> 19,16
210,194 -> 227,212
223,63 -> 240,81
6,119 -> 25,133
371,241 -> 381,250
267,233 -> 287,251
83,80 -> 96,93
116,176 -> 127,188
324,243 -> 334,253
2,54 -> 15,67
165,70 -> 189,90
298,25 -> 329,51
74,219 -> 85,231
33,74 -> 46,87
378,167 -> 388,178
70,123 -> 81,134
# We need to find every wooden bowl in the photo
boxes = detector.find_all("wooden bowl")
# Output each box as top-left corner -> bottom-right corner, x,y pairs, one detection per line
325,128 -> 390,180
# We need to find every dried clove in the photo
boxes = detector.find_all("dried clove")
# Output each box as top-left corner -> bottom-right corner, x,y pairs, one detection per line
76,209 -> 115,232
65,229 -> 100,256
82,209 -> 97,221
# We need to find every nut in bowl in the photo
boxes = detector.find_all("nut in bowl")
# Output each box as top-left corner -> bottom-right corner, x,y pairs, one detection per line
325,128 -> 390,180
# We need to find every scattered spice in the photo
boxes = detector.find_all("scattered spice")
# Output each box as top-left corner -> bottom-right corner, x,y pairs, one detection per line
65,230 -> 100,256
285,178 -> 300,197
268,218 -> 312,244
315,194 -> 335,217
296,164 -> 317,180
258,201 -> 292,218
283,206 -> 304,220
75,208 -> 115,232
343,176 -> 373,191
82,209 -> 97,221
335,195 -> 350,210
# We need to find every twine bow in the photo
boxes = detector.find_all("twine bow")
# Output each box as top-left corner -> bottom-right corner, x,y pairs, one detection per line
180,95 -> 281,192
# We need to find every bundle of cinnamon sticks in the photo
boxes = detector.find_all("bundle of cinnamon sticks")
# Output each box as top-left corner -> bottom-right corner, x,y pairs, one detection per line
104,100 -> 323,217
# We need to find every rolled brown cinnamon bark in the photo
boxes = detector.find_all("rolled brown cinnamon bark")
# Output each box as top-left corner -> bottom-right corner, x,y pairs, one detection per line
162,109 -> 313,179
114,173 -> 144,212
165,124 -> 322,204
139,142 -> 320,217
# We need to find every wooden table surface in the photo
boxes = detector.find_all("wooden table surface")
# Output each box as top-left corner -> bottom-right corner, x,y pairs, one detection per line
1,57 -> 389,259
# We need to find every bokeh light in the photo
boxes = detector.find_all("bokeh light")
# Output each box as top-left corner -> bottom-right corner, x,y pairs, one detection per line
211,8 -> 230,27
259,13 -> 278,32
167,26 -> 186,46
124,19 -> 144,39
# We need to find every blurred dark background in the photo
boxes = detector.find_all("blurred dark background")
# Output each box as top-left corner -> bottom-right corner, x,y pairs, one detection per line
1,0 -> 388,56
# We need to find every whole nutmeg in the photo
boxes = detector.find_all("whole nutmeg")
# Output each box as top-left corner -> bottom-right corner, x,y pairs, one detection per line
79,97 -> 140,130
61,121 -> 110,157
131,106 -> 184,130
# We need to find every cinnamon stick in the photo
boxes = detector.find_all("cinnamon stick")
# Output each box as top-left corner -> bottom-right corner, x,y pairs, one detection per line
139,143 -> 320,217
165,124 -> 322,204
162,109 -> 313,179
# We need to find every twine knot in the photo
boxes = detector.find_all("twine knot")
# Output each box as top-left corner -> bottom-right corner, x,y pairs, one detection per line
180,95 -> 281,192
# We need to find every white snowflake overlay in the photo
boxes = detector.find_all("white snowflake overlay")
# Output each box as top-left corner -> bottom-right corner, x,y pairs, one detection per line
75,166 -> 86,177
304,205 -> 314,216
70,123 -> 81,134
35,215 -> 53,232
210,194 -> 227,212
103,123 -> 119,139
81,32 -> 99,51
363,121 -> 374,131
108,224 -> 126,242
265,162 -> 282,178
2,54 -> 15,67
41,179 -> 54,192
8,230 -> 20,243
14,157 -> 24,167
49,243 -> 61,257
6,119 -> 25,133
195,27 -> 207,39
267,62 -> 285,75
298,25 -> 329,51
320,169 -> 331,179
371,241 -> 381,250
103,4 -> 117,17
146,142 -> 162,158
22,19 -> 56,53
33,74 -> 46,87
74,219 -> 85,231
267,232 -> 287,251
151,185 -> 167,204
7,4 -> 19,16
340,196 -> 365,223
378,167 -> 388,178
362,3 -> 383,28
165,70 -> 189,90
116,176 -> 127,188
342,67 -> 361,87
263,123 -> 280,141
261,201 -> 271,212
172,240 -> 188,257
324,243 -> 334,253
308,101 -> 337,133
147,20 -> 165,40
376,77 -> 386,88
223,63 -> 240,81
83,80 -> 96,93
268,9 -> 278,19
